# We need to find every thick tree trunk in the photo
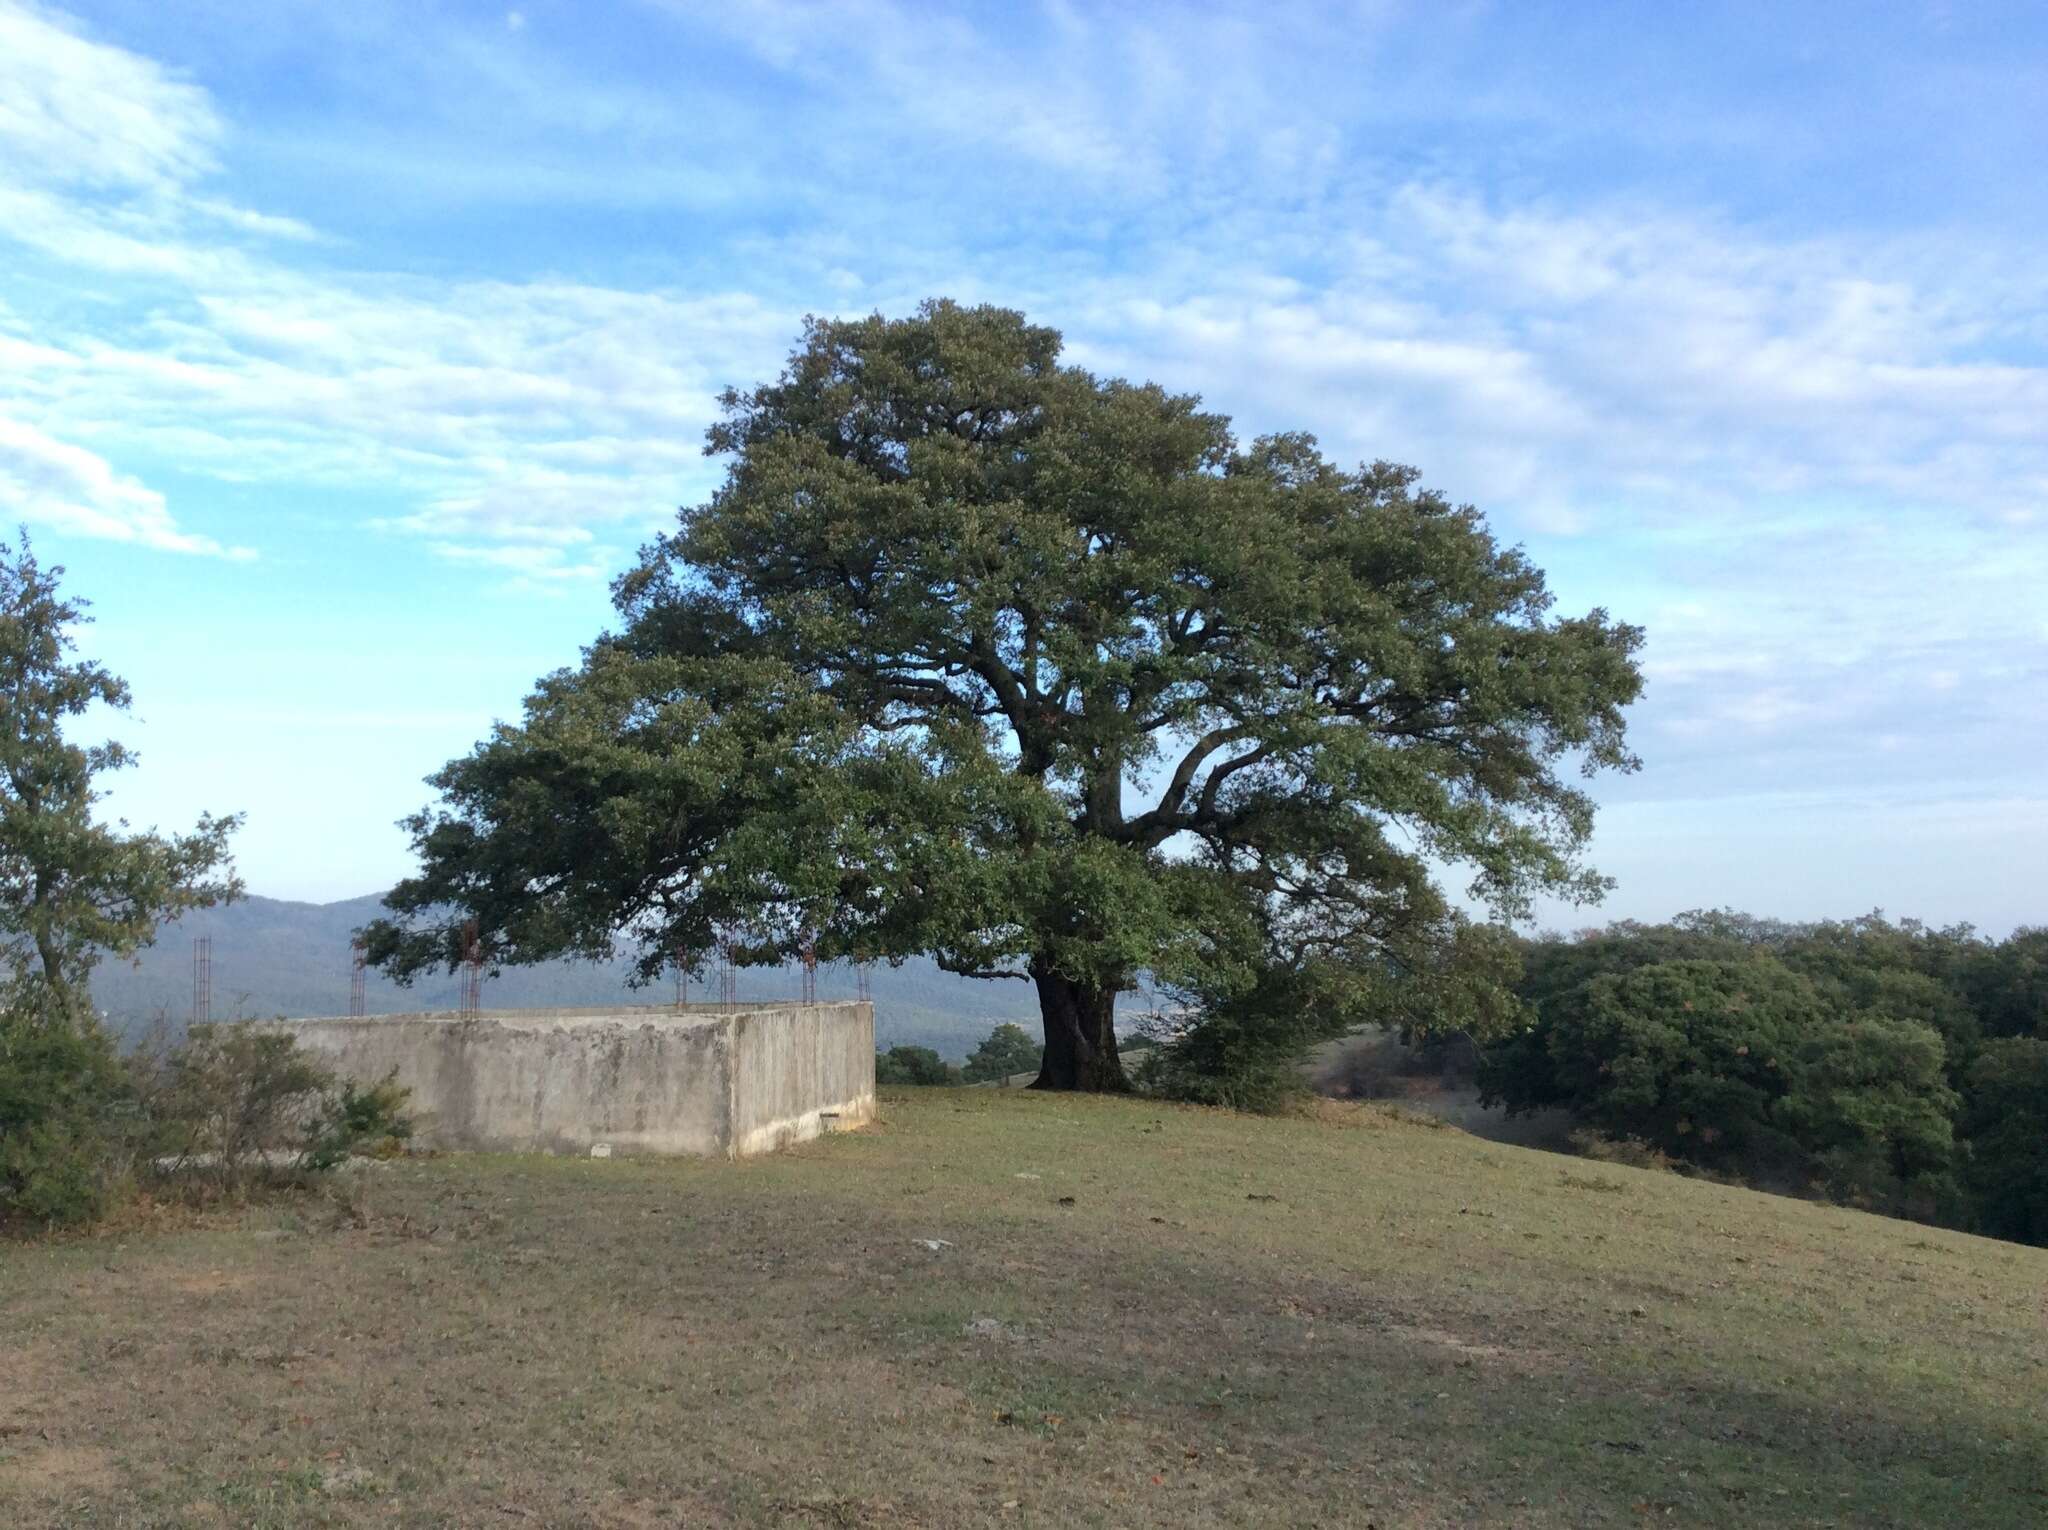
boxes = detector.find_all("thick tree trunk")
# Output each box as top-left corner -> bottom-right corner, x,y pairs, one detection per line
1029,962 -> 1128,1092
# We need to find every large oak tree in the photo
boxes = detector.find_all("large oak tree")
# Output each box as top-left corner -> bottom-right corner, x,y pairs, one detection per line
366,302 -> 1643,1090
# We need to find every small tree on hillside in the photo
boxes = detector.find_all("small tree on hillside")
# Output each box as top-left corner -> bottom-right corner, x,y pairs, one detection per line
364,303 -> 1642,1090
962,1022 -> 1041,1083
876,1045 -> 953,1086
0,534 -> 241,1021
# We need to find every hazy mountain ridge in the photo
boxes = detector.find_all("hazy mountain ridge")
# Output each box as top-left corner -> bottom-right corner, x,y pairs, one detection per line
89,893 -> 1041,1060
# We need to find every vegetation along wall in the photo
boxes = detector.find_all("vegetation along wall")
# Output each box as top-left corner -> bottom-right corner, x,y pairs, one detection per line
269,1003 -> 875,1158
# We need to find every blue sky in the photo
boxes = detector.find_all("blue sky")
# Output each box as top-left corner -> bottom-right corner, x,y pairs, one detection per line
1,0 -> 2043,932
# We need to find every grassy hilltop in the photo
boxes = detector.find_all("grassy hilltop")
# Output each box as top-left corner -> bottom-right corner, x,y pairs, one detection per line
4,1090 -> 2044,1528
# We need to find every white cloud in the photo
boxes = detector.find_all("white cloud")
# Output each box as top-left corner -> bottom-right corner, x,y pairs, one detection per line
428,540 -> 610,587
0,0 -> 219,194
0,415 -> 254,558
656,0 -> 1370,203
0,0 -> 2042,837
188,198 -> 322,242
12,280 -> 795,569
0,0 -> 323,286
1054,188 -> 2048,535
11,0 -> 2042,585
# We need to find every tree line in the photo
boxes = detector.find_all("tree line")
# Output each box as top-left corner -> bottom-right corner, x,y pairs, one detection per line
1482,912 -> 2046,1245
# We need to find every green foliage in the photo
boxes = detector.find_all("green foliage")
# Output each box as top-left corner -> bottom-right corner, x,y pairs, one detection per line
145,1024 -> 331,1183
1496,957 -> 1823,1166
0,533 -> 240,1021
5,1000 -> 415,1228
1149,913 -> 1526,1111
1133,1008 -> 1308,1113
1961,1039 -> 2048,1244
146,1025 -> 321,1187
961,1022 -> 1041,1083
876,1044 -> 954,1086
367,302 -> 1642,1090
301,1072 -> 414,1172
1771,914 -> 1985,1080
1138,955 -> 1363,1111
1782,1014 -> 1959,1213
1488,955 -> 1961,1207
1489,913 -> 2046,1241
0,991 -> 125,1227
135,1023 -> 415,1192
1956,928 -> 2048,1042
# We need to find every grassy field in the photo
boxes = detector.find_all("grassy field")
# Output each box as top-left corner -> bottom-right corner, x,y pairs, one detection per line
3,1090 -> 2044,1528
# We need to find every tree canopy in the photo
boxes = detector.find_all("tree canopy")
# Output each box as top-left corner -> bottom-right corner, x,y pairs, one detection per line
367,301 -> 1644,1089
0,533 -> 240,1021
874,1045 -> 953,1087
962,1022 -> 1042,1084
1485,912 -> 2047,1237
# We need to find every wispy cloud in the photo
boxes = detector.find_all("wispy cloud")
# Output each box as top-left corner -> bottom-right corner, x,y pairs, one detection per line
0,414 -> 254,558
1,0 -> 2044,916
0,0 -> 218,194
427,540 -> 611,587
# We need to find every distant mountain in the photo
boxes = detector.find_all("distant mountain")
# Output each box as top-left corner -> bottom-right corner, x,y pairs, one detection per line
89,892 -> 1041,1061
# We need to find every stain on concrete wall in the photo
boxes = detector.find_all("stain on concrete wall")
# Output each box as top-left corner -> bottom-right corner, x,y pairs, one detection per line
728,1001 -> 877,1157
268,1003 -> 874,1158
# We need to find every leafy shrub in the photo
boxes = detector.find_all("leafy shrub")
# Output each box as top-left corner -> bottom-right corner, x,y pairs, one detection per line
5,1006 -> 411,1229
1564,1130 -> 1757,1190
1149,918 -> 1526,1113
1132,1004 -> 1308,1113
143,1024 -> 412,1190
302,1074 -> 415,1172
1781,1014 -> 1959,1215
1956,927 -> 2048,1042
145,1025 -> 333,1187
876,1044 -> 954,1086
1136,951 -> 1383,1112
0,994 -> 127,1227
1323,1029 -> 1482,1101
961,1023 -> 1041,1084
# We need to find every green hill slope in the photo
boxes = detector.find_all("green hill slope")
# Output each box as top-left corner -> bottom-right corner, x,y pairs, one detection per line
5,1091 -> 2042,1526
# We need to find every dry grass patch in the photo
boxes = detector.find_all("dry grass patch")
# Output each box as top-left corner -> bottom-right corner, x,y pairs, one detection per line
2,1087 -> 2044,1527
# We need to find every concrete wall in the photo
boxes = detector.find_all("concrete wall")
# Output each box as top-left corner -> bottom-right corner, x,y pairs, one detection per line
728,1000 -> 877,1157
270,1002 -> 874,1158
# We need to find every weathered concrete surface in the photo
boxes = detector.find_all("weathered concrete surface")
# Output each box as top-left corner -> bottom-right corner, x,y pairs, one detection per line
270,1002 -> 874,1158
728,1000 -> 878,1156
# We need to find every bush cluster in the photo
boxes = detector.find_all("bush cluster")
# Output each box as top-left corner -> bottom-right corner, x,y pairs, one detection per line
876,1024 -> 1046,1087
0,991 -> 126,1225
875,1044 -> 955,1086
1,998 -> 411,1232
1484,913 -> 2047,1242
